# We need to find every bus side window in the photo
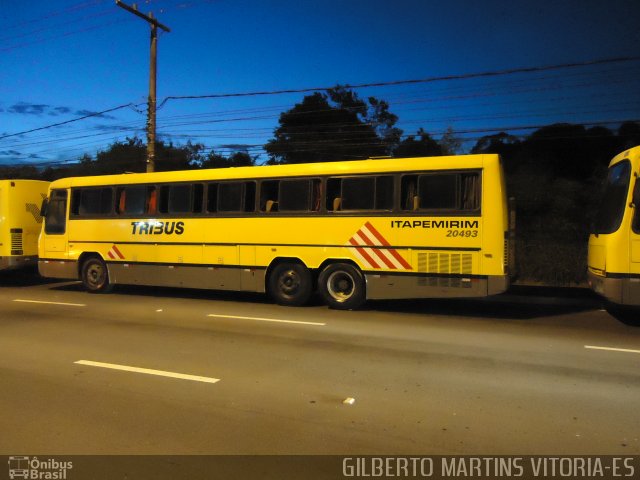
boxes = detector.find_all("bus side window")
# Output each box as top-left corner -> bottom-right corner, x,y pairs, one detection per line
244,182 -> 256,212
312,180 -> 322,212
326,178 -> 341,212
260,180 -> 279,212
76,187 -> 114,216
401,175 -> 418,210
116,186 -> 146,216
279,179 -> 311,211
116,188 -> 126,215
218,182 -> 244,212
342,177 -> 375,210
207,183 -> 218,213
461,173 -> 480,211
375,176 -> 394,210
147,187 -> 158,215
71,189 -> 81,216
192,184 -> 204,213
418,174 -> 458,210
168,184 -> 191,214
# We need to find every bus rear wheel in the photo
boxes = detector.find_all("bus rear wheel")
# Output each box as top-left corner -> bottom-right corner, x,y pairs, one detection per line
81,257 -> 113,293
318,263 -> 365,310
268,262 -> 312,306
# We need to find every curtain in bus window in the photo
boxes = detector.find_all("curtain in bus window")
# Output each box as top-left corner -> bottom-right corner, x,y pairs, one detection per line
401,175 -> 417,210
147,187 -> 158,214
461,173 -> 480,210
312,180 -> 322,211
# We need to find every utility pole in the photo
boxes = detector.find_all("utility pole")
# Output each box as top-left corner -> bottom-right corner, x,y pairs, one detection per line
115,1 -> 170,173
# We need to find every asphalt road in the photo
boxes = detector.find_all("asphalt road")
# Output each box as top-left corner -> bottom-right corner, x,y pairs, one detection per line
1,271 -> 639,456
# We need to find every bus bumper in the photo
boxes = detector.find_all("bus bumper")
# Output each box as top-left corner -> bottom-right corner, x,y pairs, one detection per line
0,255 -> 38,271
38,259 -> 78,280
588,270 -> 640,306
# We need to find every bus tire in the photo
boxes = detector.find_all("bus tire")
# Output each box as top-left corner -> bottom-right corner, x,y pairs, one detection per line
268,262 -> 313,306
81,257 -> 113,293
318,263 -> 365,310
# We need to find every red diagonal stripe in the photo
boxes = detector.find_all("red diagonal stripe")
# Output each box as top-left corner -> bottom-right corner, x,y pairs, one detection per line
364,222 -> 412,270
388,249 -> 412,270
355,230 -> 396,269
364,222 -> 391,246
107,250 -> 115,260
112,245 -> 125,260
349,238 -> 380,269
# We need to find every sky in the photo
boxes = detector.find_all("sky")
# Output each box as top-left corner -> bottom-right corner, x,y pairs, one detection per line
1,0 -> 639,167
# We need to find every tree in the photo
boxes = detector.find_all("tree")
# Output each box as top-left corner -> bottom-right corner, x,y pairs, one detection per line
471,132 -> 521,173
471,132 -> 521,155
202,151 -> 256,169
393,128 -> 443,158
265,86 -> 402,164
439,126 -> 463,155
63,137 -> 205,176
618,121 -> 640,150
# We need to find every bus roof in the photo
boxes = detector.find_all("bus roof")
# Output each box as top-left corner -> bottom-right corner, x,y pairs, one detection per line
47,154 -> 500,189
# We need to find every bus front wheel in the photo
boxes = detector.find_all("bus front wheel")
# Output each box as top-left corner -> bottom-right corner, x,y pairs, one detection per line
268,263 -> 313,306
318,263 -> 365,310
81,257 -> 113,293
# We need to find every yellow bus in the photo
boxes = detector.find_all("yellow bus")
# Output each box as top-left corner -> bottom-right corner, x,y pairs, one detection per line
0,179 -> 49,271
39,154 -> 511,309
588,145 -> 640,324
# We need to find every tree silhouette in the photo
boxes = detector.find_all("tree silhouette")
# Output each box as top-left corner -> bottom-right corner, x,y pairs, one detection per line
265,86 -> 402,164
393,128 -> 443,158
202,151 -> 256,169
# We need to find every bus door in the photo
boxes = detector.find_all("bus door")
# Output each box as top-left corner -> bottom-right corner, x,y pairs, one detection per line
42,189 -> 69,256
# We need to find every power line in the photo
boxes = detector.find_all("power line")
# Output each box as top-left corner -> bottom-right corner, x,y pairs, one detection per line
3,57 -> 640,167
4,56 -> 639,144
0,103 -> 140,141
157,55 -> 640,106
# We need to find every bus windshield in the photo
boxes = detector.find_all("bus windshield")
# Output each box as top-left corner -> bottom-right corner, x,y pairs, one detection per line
593,160 -> 631,234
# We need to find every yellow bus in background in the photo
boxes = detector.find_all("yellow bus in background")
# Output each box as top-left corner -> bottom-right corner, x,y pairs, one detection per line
0,179 -> 49,271
39,155 -> 511,309
588,145 -> 640,324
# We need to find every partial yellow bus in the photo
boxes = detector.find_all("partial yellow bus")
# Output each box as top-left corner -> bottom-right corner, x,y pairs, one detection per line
588,145 -> 640,324
39,155 -> 511,309
0,180 -> 49,271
